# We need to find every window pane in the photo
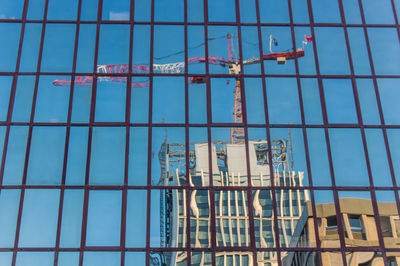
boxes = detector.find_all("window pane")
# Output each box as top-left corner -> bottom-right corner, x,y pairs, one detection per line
155,0 -> 183,22
2,126 -> 29,185
19,189 -> 60,247
0,76 -> 12,122
86,191 -> 122,246
16,252 -> 54,266
368,28 -> 400,75
259,0 -> 289,23
266,78 -> 301,124
102,0 -> 130,20
0,23 -> 21,72
208,0 -> 236,22
323,79 -> 358,124
47,0 -> 78,20
41,24 -> 76,72
59,189 -> 84,248
20,23 -> 42,72
311,0 -> 341,22
126,190 -> 147,247
378,78 -> 400,125
27,127 -> 66,185
128,127 -> 148,186
66,127 -> 88,185
83,252 -> 121,266
89,127 -> 125,185
301,78 -> 323,125
12,76 -> 35,122
307,129 -> 331,186
356,79 -> 380,125
362,0 -> 395,24
315,27 -> 350,75
0,190 -> 20,248
329,129 -> 369,186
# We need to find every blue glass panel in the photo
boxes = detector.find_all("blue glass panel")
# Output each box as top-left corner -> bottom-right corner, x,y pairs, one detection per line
16,252 -> 54,266
152,77 -> 185,123
239,0 -> 256,23
95,80 -> 126,122
128,127 -> 148,186
307,129 -> 331,186
86,191 -> 122,246
89,127 -> 125,185
362,0 -> 395,24
0,190 -> 20,247
58,252 -> 80,266
0,23 -> 21,72
134,0 -> 150,21
323,79 -> 358,124
47,0 -> 78,20
27,127 -> 66,185
245,78 -> 266,124
295,27 -> 316,75
12,76 -> 35,122
266,77 -> 301,124
329,129 -> 370,186
368,28 -> 400,75
301,78 -> 323,124
76,24 -> 96,73
365,129 -> 393,187
41,24 -> 76,72
2,126 -> 29,185
378,78 -> 400,125
71,82 -> 92,123
291,0 -> 310,23
126,190 -> 147,247
66,127 -> 88,185
98,24 -> 130,65
347,28 -> 371,75
0,0 -> 24,19
356,79 -> 380,125
155,0 -> 184,22
83,252 -> 120,266
27,0 -> 45,19
0,76 -> 12,121
208,0 -> 236,22
342,0 -> 362,24
260,0 -> 290,22
315,27 -> 350,75
387,129 -> 400,185
19,189 -> 60,247
19,23 -> 42,72
102,0 -> 130,20
125,252 -> 146,265
0,252 -> 12,265
34,76 -> 70,123
81,0 -> 99,21
311,0 -> 341,23
59,190 -> 84,248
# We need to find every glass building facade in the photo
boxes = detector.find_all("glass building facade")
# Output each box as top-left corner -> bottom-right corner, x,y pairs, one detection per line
0,0 -> 399,265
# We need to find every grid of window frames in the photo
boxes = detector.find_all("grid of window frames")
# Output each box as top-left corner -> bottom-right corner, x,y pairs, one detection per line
0,0 -> 400,265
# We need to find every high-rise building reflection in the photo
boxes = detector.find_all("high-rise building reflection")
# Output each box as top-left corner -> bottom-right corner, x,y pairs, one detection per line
153,137 -> 309,265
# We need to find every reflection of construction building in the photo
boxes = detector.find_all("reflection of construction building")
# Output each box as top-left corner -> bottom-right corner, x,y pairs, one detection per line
156,138 -> 309,266
283,199 -> 400,266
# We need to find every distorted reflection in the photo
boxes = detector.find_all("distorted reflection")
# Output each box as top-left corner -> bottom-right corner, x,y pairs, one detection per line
284,192 -> 400,265
154,132 -> 308,265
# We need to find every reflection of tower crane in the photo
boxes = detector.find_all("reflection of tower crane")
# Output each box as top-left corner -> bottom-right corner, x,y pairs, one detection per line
53,34 -> 306,144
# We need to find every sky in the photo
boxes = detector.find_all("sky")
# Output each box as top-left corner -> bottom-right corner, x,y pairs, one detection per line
0,0 -> 400,264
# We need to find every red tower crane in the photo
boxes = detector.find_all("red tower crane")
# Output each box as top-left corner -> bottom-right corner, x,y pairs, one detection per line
53,34 -> 306,144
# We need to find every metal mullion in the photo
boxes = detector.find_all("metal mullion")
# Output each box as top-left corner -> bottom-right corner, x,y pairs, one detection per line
287,0 -> 323,264
390,0 -> 400,42
253,0 -> 282,263
233,0 -> 257,264
11,0 -> 50,264
183,0 -> 192,264
0,0 -> 30,190
145,0 -> 155,264
305,0 -> 349,265
357,0 -> 400,220
202,0 -> 216,264
53,0 -> 83,265
78,0 -> 103,264
120,1 -> 136,265
337,0 -> 389,262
